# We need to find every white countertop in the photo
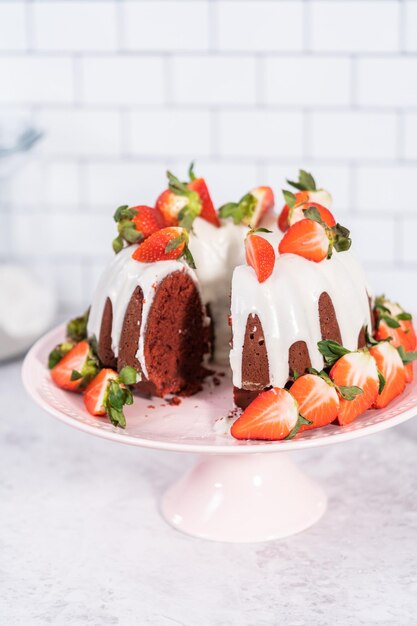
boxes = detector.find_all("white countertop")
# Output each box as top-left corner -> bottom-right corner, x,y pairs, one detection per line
2,357 -> 417,626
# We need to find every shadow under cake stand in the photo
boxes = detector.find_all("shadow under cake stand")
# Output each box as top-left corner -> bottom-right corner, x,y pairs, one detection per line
22,325 -> 417,543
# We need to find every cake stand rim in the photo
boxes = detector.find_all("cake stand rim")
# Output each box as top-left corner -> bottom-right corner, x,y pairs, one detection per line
22,323 -> 417,455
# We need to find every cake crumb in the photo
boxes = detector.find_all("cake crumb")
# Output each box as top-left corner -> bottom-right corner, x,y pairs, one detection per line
168,396 -> 181,406
147,405 -> 155,409
213,376 -> 221,386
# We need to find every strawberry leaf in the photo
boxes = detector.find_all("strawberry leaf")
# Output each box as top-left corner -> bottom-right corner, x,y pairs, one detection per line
317,339 -> 351,366
105,380 -> 133,429
70,369 -> 83,381
188,161 -> 196,181
377,368 -> 386,394
48,341 -> 75,369
219,193 -> 257,225
113,205 -> 130,222
287,169 -> 317,192
337,385 -> 363,401
167,171 -> 190,197
285,413 -> 312,440
165,232 -> 187,253
182,245 -> 196,269
397,312 -> 412,321
112,235 -> 124,254
397,345 -> 417,365
67,308 -> 90,342
303,206 -> 325,226
282,189 -> 296,209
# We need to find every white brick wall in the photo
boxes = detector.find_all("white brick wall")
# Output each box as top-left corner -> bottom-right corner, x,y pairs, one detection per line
1,0 -> 417,314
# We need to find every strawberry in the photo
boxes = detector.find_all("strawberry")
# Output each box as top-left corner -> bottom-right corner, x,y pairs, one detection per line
245,186 -> 274,227
50,340 -> 99,392
131,226 -> 196,268
279,219 -> 329,262
231,387 -> 310,441
132,205 -> 165,237
155,189 -> 189,227
218,186 -> 274,228
289,373 -> 339,431
278,169 -> 332,232
156,164 -> 220,229
83,366 -> 137,428
289,201 -> 336,229
188,163 -> 220,227
278,206 -> 351,262
369,342 -> 406,409
278,190 -> 309,232
374,296 -> 417,352
112,205 -> 166,253
318,340 -> 380,425
245,230 -> 275,283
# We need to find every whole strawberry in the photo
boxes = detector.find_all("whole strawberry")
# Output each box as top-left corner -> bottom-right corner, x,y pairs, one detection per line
112,204 -> 165,253
131,226 -> 196,268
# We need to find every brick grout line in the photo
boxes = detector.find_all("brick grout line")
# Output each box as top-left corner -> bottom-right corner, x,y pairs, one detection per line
208,0 -> 217,52
119,107 -> 131,158
2,50 -> 417,58
164,56 -> 173,106
303,0 -> 311,54
72,54 -> 83,106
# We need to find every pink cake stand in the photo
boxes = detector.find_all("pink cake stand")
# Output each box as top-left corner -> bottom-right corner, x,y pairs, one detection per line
22,325 -> 417,543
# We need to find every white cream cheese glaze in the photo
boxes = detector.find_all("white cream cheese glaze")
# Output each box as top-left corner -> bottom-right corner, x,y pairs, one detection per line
229,249 -> 372,389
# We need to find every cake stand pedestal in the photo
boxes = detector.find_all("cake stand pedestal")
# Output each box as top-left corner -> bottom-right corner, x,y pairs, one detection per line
22,325 -> 417,543
161,453 -> 326,542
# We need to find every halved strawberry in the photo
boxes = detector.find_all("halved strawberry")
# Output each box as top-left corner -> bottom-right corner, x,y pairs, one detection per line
219,186 -> 274,228
278,169 -> 332,232
84,369 -> 118,415
188,164 -> 220,227
83,366 -> 137,428
51,340 -> 99,392
289,201 -> 336,229
231,387 -> 310,441
278,207 -> 351,263
289,373 -> 340,431
369,342 -> 406,409
155,189 -> 189,227
278,219 -> 329,262
131,226 -> 195,267
245,230 -> 275,283
244,186 -> 274,227
324,347 -> 379,425
278,190 -> 309,232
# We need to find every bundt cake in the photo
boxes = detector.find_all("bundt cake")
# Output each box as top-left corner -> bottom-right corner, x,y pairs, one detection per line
48,166 -> 416,437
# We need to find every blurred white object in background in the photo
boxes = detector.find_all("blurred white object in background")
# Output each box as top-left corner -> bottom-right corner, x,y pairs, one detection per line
0,265 -> 56,361
0,117 -> 55,360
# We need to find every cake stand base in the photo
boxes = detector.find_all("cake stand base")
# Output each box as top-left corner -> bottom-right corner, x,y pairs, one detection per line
160,452 -> 327,543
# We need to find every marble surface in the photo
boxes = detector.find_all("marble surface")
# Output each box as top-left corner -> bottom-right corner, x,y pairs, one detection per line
1,357 -> 417,626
